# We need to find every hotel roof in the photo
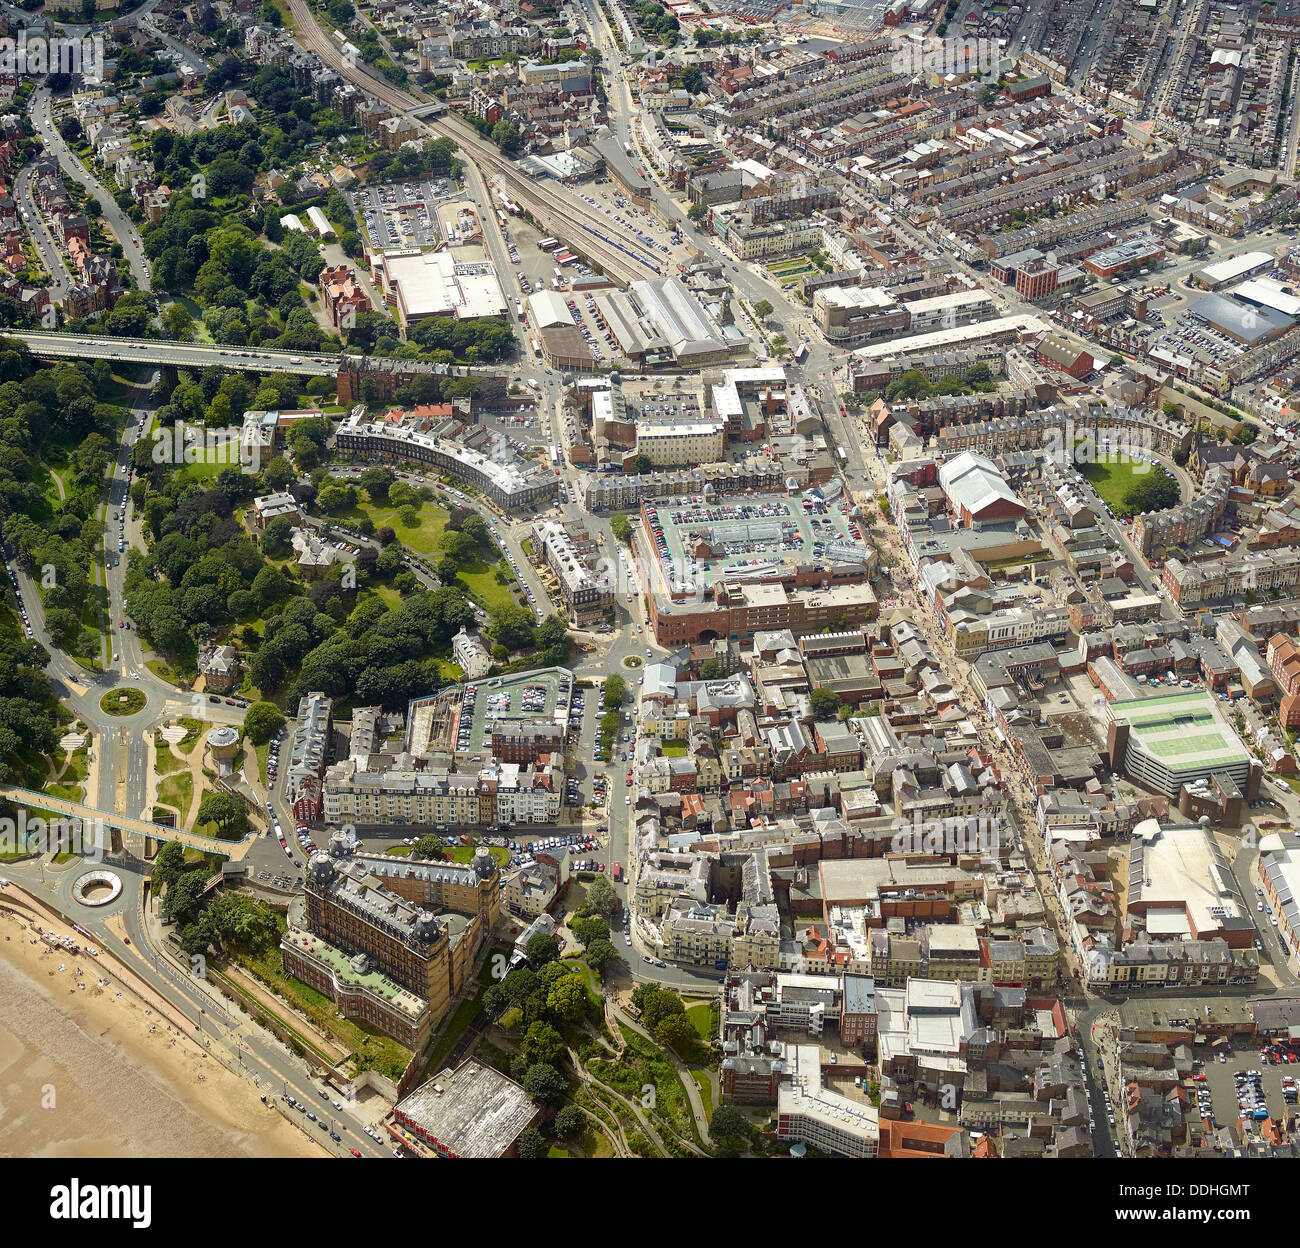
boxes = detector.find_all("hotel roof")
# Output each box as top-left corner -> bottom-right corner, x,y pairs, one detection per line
395,1060 -> 536,1158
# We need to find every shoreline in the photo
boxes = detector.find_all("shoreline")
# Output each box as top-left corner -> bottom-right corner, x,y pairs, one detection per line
0,908 -> 323,1158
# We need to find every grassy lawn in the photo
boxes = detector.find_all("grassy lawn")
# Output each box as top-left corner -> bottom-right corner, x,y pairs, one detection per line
236,924 -> 412,1080
156,771 -> 193,819
100,688 -> 146,716
589,1024 -> 698,1147
685,1001 -> 715,1042
662,740 -> 688,758
146,658 -> 184,687
457,560 -> 517,614
176,457 -> 232,483
1080,457 -> 1150,517
337,498 -> 450,558
386,844 -> 509,864
691,1069 -> 713,1120
154,742 -> 186,776
53,743 -> 89,790
447,844 -> 511,865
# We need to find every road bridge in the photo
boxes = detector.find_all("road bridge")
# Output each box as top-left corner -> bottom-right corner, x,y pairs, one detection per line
9,332 -> 341,375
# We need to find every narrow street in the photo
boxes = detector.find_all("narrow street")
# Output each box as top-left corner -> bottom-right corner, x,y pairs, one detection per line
870,515 -> 1086,985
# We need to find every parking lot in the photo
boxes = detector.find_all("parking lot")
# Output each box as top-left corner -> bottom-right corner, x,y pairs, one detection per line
572,177 -> 691,271
643,493 -> 865,590
500,214 -> 614,316
480,404 -> 548,448
349,178 -> 456,250
453,668 -> 572,754
505,828 -> 605,878
566,287 -> 615,363
1194,1040 -> 1300,1130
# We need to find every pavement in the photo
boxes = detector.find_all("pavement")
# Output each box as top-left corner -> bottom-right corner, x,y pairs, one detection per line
29,88 -> 153,294
16,159 -> 70,303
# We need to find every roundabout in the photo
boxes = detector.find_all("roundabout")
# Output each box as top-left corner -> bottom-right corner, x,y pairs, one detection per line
100,688 -> 147,717
71,868 -> 123,908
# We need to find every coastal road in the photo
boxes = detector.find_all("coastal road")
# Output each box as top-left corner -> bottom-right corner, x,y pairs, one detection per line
3,866 -> 390,1157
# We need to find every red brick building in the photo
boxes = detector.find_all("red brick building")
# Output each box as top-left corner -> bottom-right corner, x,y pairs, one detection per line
1035,333 -> 1093,379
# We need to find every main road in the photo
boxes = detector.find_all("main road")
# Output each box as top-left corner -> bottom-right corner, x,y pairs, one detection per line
6,368 -> 250,857
16,159 -> 71,303
29,88 -> 153,293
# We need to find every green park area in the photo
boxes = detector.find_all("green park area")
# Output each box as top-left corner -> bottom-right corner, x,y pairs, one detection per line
100,688 -> 146,717
1079,458 -> 1147,513
1079,455 -> 1180,519
343,497 -> 450,558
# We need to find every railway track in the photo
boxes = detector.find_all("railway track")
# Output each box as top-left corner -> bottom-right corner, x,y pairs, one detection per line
285,0 -> 663,285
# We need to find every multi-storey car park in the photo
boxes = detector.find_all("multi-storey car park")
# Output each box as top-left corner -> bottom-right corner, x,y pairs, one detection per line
1105,689 -> 1255,799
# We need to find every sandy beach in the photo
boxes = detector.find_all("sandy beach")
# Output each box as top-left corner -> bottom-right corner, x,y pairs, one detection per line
0,909 -> 323,1158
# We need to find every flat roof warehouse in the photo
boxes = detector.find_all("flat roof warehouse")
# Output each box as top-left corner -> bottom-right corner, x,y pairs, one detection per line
1189,292 -> 1293,345
378,248 -> 508,327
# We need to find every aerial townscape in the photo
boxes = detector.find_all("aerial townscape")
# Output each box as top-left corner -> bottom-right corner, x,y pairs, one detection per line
5,0 -> 1300,1196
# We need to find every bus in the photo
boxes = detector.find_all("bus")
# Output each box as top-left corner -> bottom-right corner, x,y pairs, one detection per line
555,251 -> 577,266
794,342 -> 808,364
553,266 -> 564,282
529,337 -> 541,360
549,446 -> 559,466
495,209 -> 507,228
538,238 -> 559,252
611,862 -> 622,882
836,446 -> 847,462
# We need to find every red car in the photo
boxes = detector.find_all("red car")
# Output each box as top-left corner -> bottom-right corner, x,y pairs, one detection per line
349,1148 -> 361,1158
